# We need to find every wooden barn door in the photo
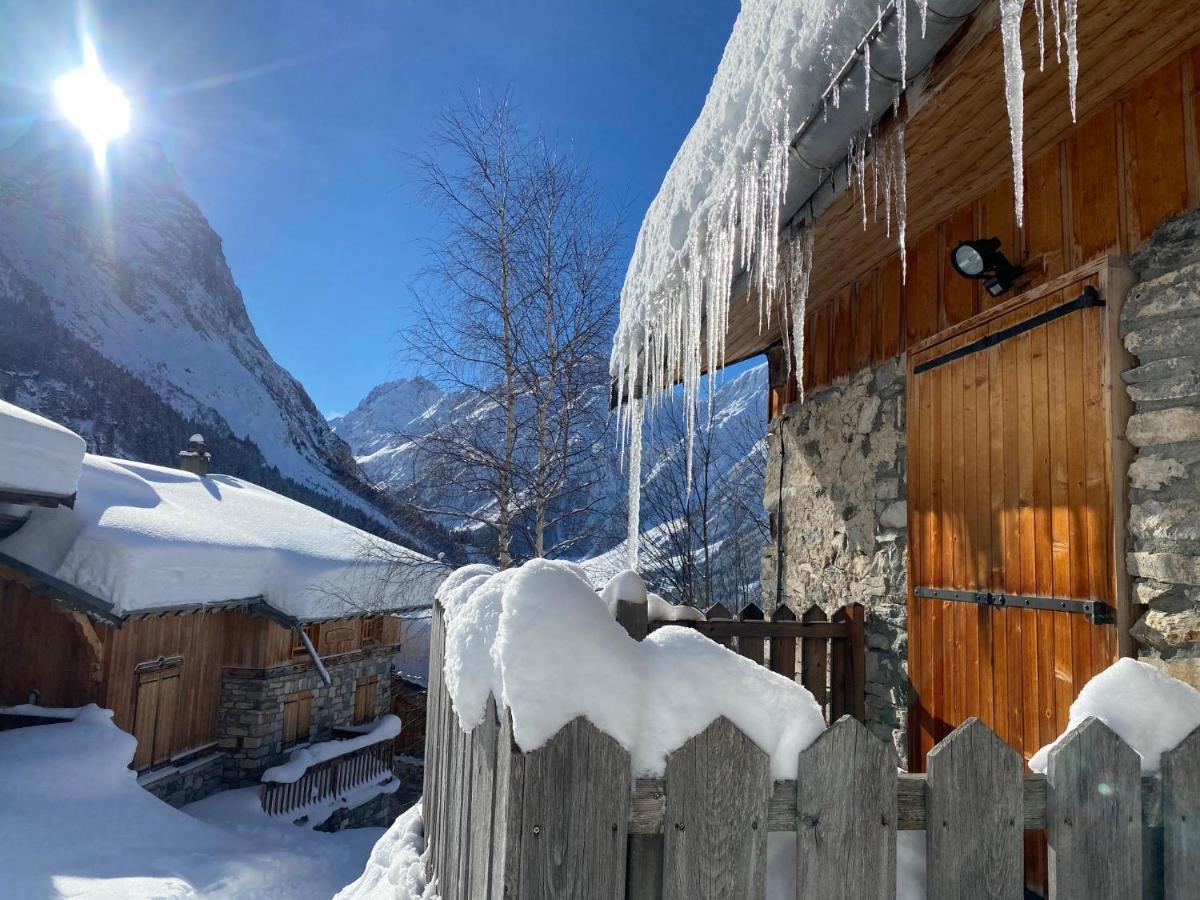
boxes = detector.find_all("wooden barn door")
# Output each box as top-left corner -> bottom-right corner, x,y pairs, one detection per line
907,259 -> 1135,772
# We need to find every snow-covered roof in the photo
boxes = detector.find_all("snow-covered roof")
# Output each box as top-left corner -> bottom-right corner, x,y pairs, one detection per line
0,399 -> 85,499
0,454 -> 443,621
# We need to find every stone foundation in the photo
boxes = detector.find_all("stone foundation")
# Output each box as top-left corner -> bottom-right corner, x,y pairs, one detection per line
218,651 -> 393,786
762,356 -> 909,762
1122,211 -> 1200,690
139,751 -> 226,808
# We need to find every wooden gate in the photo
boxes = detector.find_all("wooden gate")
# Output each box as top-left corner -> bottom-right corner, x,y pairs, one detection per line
906,258 -> 1136,771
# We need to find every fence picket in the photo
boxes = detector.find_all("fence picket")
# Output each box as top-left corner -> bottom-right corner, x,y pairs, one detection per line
467,697 -> 501,899
830,604 -> 865,722
737,603 -> 765,664
706,603 -> 733,649
661,717 -> 770,900
926,718 -> 1023,900
800,607 -> 829,710
1048,718 -> 1142,900
1163,726 -> 1200,900
796,716 -> 897,899
768,604 -> 797,679
516,717 -> 630,899
492,710 -> 526,900
421,599 -> 445,881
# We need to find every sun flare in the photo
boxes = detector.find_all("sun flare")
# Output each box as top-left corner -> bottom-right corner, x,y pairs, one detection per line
54,39 -> 130,170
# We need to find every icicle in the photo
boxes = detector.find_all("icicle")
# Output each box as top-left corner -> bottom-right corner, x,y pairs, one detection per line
1064,0 -> 1079,122
999,0 -> 1026,228
894,118 -> 908,284
788,227 -> 814,404
1034,0 -> 1046,71
832,82 -> 841,109
625,398 -> 643,570
918,0 -> 928,39
1051,0 -> 1063,64
863,41 -> 871,113
897,0 -> 908,91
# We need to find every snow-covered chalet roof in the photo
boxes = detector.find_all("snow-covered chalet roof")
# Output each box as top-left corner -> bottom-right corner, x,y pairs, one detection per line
0,399 -> 85,500
0,453 -> 443,621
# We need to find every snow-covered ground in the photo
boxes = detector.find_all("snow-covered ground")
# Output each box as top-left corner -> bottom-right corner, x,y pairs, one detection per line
0,708 -> 381,900
0,451 -> 441,618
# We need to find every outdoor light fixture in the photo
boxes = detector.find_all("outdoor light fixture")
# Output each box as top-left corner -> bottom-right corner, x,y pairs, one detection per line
950,237 -> 1025,298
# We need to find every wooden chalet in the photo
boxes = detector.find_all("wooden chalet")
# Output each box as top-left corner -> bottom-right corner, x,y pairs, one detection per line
0,407 -> 433,820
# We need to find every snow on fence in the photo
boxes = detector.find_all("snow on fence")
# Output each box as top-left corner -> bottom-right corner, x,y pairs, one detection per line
422,598 -> 1198,899
260,722 -> 397,820
650,601 -> 865,724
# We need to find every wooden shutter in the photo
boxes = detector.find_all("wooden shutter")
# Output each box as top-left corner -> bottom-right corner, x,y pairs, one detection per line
361,618 -> 383,647
282,690 -> 313,746
353,676 -> 378,724
131,658 -> 183,771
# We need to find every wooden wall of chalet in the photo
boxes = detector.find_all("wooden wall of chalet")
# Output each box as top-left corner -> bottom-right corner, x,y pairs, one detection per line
1,569 -> 404,762
757,0 -> 1200,408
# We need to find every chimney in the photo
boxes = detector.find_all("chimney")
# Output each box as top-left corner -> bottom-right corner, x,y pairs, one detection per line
178,433 -> 211,477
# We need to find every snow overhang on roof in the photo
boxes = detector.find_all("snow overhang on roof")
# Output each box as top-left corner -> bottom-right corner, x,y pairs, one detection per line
612,0 -> 984,394
0,399 -> 85,506
0,454 -> 445,621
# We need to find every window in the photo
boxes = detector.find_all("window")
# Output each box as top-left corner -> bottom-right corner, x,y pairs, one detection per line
323,625 -> 355,656
132,657 -> 183,771
361,617 -> 383,647
353,676 -> 379,725
282,690 -> 312,747
291,623 -> 320,657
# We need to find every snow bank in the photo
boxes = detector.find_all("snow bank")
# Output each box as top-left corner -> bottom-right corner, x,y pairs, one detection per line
441,560 -> 825,779
334,802 -> 436,900
263,715 -> 403,784
0,453 -> 442,618
0,398 -> 85,497
1030,658 -> 1200,775
0,709 -> 380,899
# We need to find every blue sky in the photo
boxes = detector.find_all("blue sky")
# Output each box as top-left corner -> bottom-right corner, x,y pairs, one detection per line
0,0 -> 741,416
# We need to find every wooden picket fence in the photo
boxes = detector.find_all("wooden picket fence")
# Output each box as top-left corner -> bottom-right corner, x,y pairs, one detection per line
261,737 -> 394,819
650,601 -> 866,723
422,599 -> 1197,898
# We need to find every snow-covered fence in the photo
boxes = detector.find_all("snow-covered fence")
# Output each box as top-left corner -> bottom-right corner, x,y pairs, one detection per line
422,597 -> 1196,899
260,721 -> 397,819
650,601 -> 866,724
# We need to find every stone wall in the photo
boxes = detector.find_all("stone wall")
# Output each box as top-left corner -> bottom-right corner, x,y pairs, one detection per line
1122,211 -> 1200,690
762,356 -> 909,761
218,650 -> 394,787
139,752 -> 225,808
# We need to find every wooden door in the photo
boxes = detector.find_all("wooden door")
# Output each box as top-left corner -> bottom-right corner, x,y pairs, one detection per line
907,260 -> 1135,771
131,660 -> 182,770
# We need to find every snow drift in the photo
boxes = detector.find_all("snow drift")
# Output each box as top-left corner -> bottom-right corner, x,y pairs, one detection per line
0,398 -> 86,497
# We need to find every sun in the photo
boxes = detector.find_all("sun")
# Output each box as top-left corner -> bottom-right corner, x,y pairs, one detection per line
54,39 -> 130,171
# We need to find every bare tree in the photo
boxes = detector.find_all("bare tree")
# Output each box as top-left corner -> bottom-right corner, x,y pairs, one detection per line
399,92 -> 620,567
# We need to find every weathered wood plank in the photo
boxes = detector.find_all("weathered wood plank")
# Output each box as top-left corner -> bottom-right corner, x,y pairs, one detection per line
926,718 -> 1023,900
801,607 -> 830,711
626,833 -> 665,900
491,709 -> 525,900
737,603 -> 765,665
662,717 -> 771,900
1164,725 -> 1200,900
796,716 -> 897,900
1048,717 -> 1142,900
466,697 -> 500,900
629,771 -> 1161,834
516,717 -> 631,900
422,601 -> 445,881
768,604 -> 797,679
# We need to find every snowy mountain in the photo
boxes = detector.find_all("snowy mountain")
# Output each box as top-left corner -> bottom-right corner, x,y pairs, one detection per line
333,362 -> 770,601
0,122 -> 418,539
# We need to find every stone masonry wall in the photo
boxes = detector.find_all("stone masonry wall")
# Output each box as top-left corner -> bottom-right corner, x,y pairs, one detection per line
218,651 -> 393,788
140,752 -> 225,808
1122,211 -> 1200,691
762,356 -> 909,762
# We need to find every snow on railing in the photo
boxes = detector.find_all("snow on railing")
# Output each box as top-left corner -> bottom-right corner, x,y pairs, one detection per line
262,714 -> 400,784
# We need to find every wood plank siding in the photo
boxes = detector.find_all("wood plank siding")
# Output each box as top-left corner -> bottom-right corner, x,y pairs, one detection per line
750,1 -> 1200,416
1,569 -> 404,766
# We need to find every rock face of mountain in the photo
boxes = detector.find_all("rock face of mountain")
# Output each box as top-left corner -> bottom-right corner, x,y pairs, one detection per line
334,362 -> 770,599
0,123 -> 397,534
